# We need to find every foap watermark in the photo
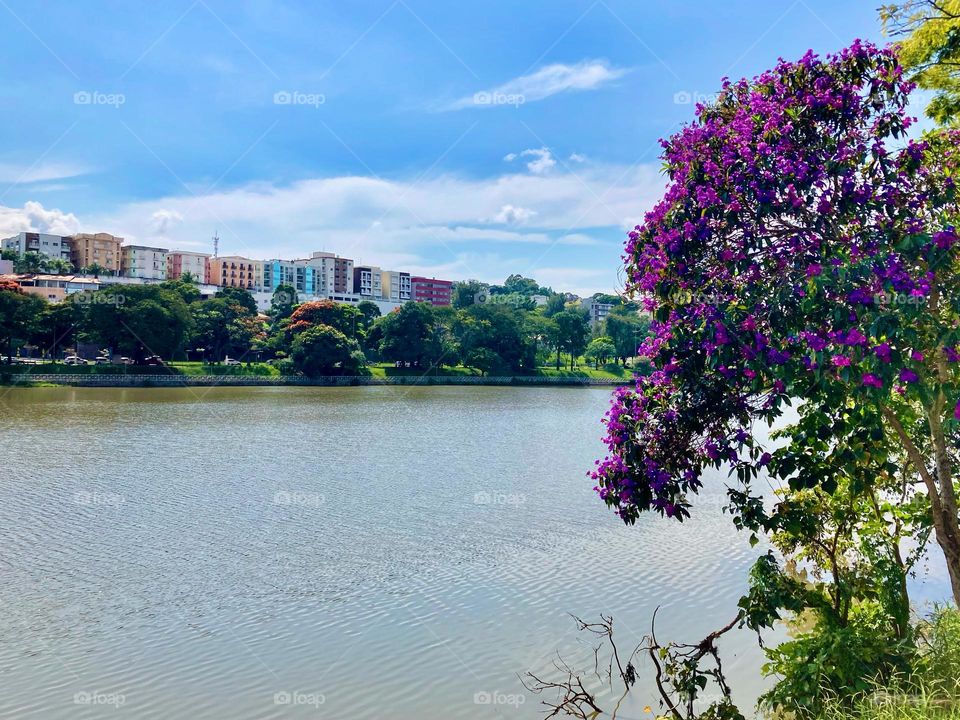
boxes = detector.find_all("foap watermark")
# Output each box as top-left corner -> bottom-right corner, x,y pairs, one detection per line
273,90 -> 325,108
74,690 -> 126,708
74,491 -> 125,507
473,90 -> 525,108
74,90 -> 126,108
474,690 -> 526,708
273,691 -> 325,708
71,291 -> 125,306
271,289 -> 297,305
474,289 -> 489,305
668,289 -> 725,306
273,490 -> 325,508
473,491 -> 527,507
875,292 -> 927,307
673,89 -> 717,106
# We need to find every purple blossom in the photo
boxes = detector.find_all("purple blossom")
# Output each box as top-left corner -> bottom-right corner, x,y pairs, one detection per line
899,368 -> 919,383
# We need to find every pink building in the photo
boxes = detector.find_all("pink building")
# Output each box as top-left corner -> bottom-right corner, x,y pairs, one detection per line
410,276 -> 453,306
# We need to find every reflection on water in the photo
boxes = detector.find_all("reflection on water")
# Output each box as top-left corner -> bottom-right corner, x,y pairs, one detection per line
0,386 -> 788,718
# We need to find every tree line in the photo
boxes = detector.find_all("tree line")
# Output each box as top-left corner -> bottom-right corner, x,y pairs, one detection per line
0,275 -> 651,376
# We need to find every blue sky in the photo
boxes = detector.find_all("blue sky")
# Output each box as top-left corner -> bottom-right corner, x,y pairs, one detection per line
0,0 -> 888,294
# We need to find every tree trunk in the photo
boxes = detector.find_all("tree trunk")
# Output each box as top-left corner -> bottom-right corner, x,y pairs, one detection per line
555,347 -> 560,370
931,404 -> 960,606
885,403 -> 960,606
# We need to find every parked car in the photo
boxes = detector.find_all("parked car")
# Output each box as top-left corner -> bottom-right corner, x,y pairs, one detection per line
118,357 -> 135,365
63,356 -> 88,366
94,356 -> 112,365
223,358 -> 242,366
143,355 -> 165,366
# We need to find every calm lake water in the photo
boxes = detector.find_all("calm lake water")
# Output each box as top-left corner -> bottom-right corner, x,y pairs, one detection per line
0,385 -> 905,719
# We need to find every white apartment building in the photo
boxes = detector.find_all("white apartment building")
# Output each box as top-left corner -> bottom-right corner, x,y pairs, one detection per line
121,245 -> 169,280
166,251 -> 210,281
293,251 -> 355,297
582,297 -> 614,327
1,232 -> 73,263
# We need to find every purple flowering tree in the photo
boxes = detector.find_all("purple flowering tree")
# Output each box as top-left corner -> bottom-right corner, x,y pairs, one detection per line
591,40 -> 960,605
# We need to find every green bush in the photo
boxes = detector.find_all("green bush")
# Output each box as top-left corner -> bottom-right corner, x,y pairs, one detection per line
917,606 -> 960,698
818,688 -> 959,720
760,601 -> 915,718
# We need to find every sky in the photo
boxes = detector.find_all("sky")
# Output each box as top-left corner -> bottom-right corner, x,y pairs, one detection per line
0,0 -> 892,295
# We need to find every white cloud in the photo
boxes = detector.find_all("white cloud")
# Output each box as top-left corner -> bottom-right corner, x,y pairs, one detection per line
569,153 -> 587,163
0,162 -> 90,184
447,59 -> 629,110
0,201 -> 81,237
504,147 -> 556,175
522,148 -> 555,175
0,160 -> 663,294
491,204 -> 538,225
149,209 -> 184,238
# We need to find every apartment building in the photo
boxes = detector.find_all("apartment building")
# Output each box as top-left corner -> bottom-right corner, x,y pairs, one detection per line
69,233 -> 123,275
353,265 -> 383,299
380,270 -> 411,302
410,276 -> 453,306
581,297 -> 614,327
2,232 -> 73,263
166,251 -> 211,281
121,245 -> 168,280
293,252 -> 355,296
207,255 -> 264,291
264,259 -> 317,296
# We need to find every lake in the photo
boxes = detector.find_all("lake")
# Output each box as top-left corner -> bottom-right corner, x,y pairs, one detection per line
0,386 -> 804,718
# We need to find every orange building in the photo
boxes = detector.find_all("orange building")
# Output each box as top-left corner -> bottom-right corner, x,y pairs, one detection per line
69,233 -> 123,275
206,255 -> 264,291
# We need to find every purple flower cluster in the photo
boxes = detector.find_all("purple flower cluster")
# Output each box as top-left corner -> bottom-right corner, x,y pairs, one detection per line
594,41 -> 960,524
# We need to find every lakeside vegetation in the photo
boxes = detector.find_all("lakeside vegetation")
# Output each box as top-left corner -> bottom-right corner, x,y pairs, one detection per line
0,272 -> 651,381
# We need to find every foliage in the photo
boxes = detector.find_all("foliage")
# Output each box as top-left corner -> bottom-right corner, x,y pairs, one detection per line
452,279 -> 488,309
916,605 -> 960,695
161,278 -> 202,305
189,294 -> 262,361
80,263 -> 111,276
288,300 -> 361,338
489,273 -> 553,297
269,284 -> 298,320
375,302 -> 452,367
0,279 -> 44,360
760,601 -> 916,717
590,40 -> 960,606
31,300 -> 82,357
83,285 -> 193,361
216,286 -> 258,315
454,303 -> 534,372
290,324 -> 363,376
585,336 -> 617,368
882,0 -> 960,124
604,308 -> 649,365
552,308 -> 590,370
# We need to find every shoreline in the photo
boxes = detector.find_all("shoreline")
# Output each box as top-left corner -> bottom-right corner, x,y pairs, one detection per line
0,373 -> 633,388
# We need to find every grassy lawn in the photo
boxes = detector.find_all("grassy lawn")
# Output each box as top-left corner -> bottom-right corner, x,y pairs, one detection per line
365,362 -> 635,380
534,363 -> 634,379
2,361 -> 279,376
366,363 -> 482,377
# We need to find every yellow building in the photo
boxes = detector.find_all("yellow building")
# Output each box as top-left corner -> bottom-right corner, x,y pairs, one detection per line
70,233 -> 123,275
207,255 -> 263,291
